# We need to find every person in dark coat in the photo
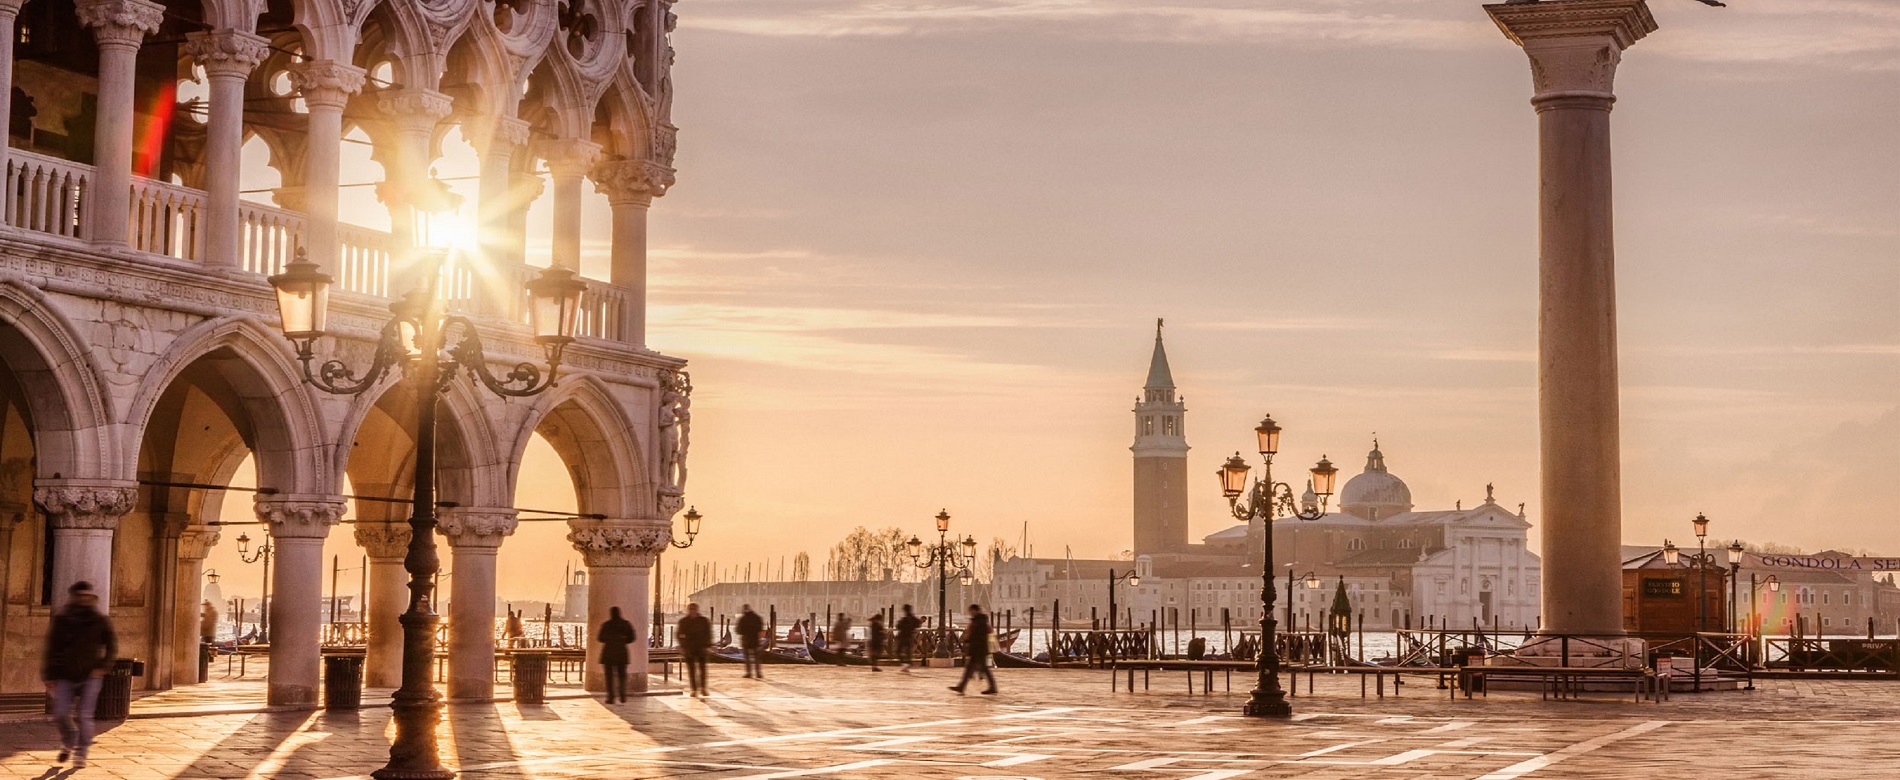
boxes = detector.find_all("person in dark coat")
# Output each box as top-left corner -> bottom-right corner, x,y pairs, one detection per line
736,605 -> 766,679
677,602 -> 713,697
597,606 -> 637,703
867,613 -> 887,671
43,581 -> 115,767
948,604 -> 996,695
895,604 -> 921,671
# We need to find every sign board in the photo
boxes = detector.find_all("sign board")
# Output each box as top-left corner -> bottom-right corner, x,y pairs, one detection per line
1749,554 -> 1900,571
1642,578 -> 1684,598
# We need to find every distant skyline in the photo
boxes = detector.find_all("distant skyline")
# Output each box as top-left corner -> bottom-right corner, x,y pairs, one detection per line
209,0 -> 1898,602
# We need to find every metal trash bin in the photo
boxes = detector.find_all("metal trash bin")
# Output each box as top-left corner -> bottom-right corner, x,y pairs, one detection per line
513,651 -> 549,704
94,659 -> 137,721
324,655 -> 365,710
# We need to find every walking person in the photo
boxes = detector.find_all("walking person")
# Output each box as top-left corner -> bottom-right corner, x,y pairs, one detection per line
736,604 -> 766,679
43,581 -> 115,768
597,606 -> 636,704
831,613 -> 853,654
948,604 -> 996,695
678,603 -> 713,697
895,604 -> 921,671
867,612 -> 887,672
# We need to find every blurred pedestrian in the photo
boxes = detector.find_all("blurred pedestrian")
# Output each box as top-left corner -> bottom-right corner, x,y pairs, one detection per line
867,612 -> 887,672
831,613 -> 853,654
948,604 -> 996,695
597,606 -> 636,703
504,607 -> 526,648
737,604 -> 766,679
43,581 -> 115,768
896,605 -> 921,671
198,600 -> 218,643
678,603 -> 713,697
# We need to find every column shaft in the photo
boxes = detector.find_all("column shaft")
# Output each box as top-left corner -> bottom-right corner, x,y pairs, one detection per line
287,62 -> 364,277
609,199 -> 650,346
585,566 -> 652,692
258,498 -> 344,706
0,5 -> 21,180
184,31 -> 267,268
171,555 -> 207,684
446,547 -> 498,699
34,484 -> 135,612
51,529 -> 115,610
86,44 -> 139,245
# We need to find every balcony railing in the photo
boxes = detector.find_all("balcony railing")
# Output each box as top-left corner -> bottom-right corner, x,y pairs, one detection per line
1,149 -> 636,345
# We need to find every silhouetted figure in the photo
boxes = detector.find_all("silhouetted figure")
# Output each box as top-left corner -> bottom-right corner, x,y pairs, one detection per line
868,613 -> 887,672
504,607 -> 526,648
597,606 -> 636,703
44,582 -> 115,768
678,602 -> 713,697
896,605 -> 921,670
736,604 -> 766,679
948,604 -> 996,695
199,600 -> 219,643
831,613 -> 853,653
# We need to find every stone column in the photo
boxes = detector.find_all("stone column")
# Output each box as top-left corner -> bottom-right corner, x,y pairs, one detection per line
471,116 -> 532,317
439,508 -> 517,700
1487,0 -> 1655,636
354,520 -> 412,688
33,483 -> 135,611
287,61 -> 365,277
182,30 -> 269,269
375,89 -> 454,292
535,139 -> 602,273
590,160 -> 673,346
171,526 -> 218,684
76,0 -> 163,247
0,0 -> 26,180
568,520 -> 667,692
257,497 -> 345,705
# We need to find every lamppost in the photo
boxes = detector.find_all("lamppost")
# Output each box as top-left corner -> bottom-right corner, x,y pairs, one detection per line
905,509 -> 976,658
1215,414 -> 1339,718
1725,539 -> 1745,634
1748,574 -> 1780,637
235,533 -> 273,643
1661,513 -> 1720,632
651,507 -> 704,646
1284,567 -> 1319,640
1106,569 -> 1141,632
268,218 -> 585,778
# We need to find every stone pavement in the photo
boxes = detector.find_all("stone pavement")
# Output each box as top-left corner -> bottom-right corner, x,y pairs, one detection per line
1,664 -> 1895,778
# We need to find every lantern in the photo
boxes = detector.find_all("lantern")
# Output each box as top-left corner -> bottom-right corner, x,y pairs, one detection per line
267,249 -> 333,342
1218,454 -> 1252,499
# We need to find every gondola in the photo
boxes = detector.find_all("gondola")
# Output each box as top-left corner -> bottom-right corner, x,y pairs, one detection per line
709,645 -> 816,665
805,638 -> 877,666
991,651 -> 1050,669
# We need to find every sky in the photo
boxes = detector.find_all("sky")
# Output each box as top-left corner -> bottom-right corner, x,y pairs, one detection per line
207,0 -> 1900,604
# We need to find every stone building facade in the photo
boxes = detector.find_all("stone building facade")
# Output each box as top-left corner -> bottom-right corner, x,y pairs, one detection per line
0,0 -> 688,705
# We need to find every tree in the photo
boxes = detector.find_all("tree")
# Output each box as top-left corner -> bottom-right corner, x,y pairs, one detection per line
825,526 -> 911,581
976,537 -> 1018,583
791,551 -> 811,581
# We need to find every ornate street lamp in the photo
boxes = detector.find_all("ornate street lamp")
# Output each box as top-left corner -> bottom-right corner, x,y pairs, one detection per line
1284,567 -> 1319,635
1726,539 -> 1745,634
234,532 -> 273,642
906,509 -> 976,659
651,507 -> 707,646
1106,569 -> 1141,633
1216,413 -> 1337,718
270,227 -> 584,778
1661,515 -> 1722,633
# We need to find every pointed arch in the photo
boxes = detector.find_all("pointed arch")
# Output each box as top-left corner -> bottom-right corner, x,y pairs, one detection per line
505,373 -> 649,519
0,280 -> 117,481
331,370 -> 508,511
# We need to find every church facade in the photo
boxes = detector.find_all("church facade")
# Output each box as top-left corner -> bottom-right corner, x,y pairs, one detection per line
994,324 -> 1543,631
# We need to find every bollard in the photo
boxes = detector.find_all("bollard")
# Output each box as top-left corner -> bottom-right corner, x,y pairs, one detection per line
323,654 -> 364,710
513,651 -> 549,704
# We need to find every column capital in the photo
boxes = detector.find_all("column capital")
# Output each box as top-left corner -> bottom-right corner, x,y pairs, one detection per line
76,0 -> 163,47
256,496 -> 346,539
567,519 -> 670,568
288,60 -> 366,110
377,88 -> 455,133
33,482 -> 136,530
471,116 -> 533,159
353,520 -> 412,559
1486,0 -> 1656,99
178,526 -> 221,560
536,138 -> 603,178
591,159 -> 674,205
439,508 -> 518,550
183,30 -> 270,80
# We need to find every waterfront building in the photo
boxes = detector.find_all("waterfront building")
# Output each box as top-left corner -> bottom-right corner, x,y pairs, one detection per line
0,0 -> 688,703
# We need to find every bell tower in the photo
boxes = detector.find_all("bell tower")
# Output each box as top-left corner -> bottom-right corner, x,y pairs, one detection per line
1132,319 -> 1189,555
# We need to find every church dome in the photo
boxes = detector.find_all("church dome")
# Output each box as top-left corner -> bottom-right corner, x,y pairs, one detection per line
1339,442 -> 1412,520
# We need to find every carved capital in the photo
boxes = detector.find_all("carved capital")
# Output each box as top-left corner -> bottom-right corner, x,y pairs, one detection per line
256,498 -> 346,540
438,508 -> 518,549
288,61 -> 367,110
567,520 -> 669,568
591,160 -> 673,205
76,0 -> 163,47
651,123 -> 678,167
34,483 -> 136,531
472,116 -> 533,158
183,30 -> 270,80
536,138 -> 603,178
178,526 -> 221,560
1486,0 -> 1655,100
353,521 -> 412,559
377,88 -> 456,132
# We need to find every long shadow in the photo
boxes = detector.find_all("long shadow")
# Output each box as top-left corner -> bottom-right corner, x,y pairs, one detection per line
445,702 -> 535,780
165,707 -> 317,779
